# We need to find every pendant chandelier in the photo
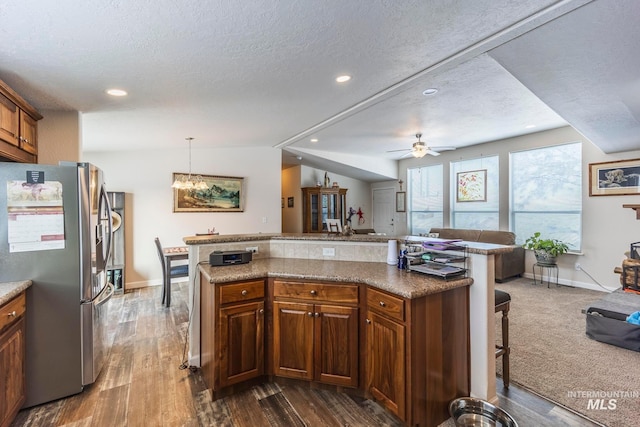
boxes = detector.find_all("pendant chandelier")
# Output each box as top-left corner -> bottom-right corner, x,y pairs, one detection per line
171,137 -> 208,190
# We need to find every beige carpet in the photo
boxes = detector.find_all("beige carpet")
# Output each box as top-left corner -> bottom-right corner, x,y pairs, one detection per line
496,278 -> 640,427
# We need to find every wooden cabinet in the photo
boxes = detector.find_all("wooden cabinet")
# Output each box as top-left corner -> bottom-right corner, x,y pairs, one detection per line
301,187 -> 347,233
365,288 -> 406,420
364,285 -> 470,426
0,292 -> 26,427
272,280 -> 359,387
0,78 -> 41,163
200,277 -> 265,394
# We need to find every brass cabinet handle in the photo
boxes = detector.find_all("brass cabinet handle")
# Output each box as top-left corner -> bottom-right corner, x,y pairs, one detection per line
8,311 -> 17,317
307,312 -> 314,317
366,318 -> 371,324
314,312 -> 320,317
310,290 -> 317,296
258,308 -> 264,314
241,290 -> 248,296
379,301 -> 386,307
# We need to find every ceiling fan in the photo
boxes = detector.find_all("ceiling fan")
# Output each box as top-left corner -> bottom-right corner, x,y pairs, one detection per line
387,133 -> 455,158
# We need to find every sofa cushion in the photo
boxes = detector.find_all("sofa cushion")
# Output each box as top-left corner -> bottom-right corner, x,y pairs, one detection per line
429,228 -> 481,242
478,230 -> 516,245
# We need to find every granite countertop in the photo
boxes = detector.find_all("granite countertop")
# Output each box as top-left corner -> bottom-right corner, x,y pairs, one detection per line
183,233 -> 516,256
198,258 -> 472,299
0,281 -> 32,306
184,232 -> 393,245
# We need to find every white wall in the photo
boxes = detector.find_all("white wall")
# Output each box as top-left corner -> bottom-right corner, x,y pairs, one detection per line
281,165 -> 301,233
83,146 -> 282,288
396,126 -> 640,291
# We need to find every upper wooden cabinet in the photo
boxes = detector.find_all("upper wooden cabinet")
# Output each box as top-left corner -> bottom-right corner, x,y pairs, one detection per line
301,187 -> 348,233
0,78 -> 42,163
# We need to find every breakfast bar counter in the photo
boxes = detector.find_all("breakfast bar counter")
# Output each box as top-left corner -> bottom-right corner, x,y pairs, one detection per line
198,257 -> 472,299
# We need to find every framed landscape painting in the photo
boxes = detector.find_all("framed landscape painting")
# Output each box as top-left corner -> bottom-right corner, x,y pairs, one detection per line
173,174 -> 244,212
589,158 -> 640,196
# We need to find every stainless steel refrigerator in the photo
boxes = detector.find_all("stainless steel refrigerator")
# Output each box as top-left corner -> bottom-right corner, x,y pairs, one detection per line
0,162 -> 115,407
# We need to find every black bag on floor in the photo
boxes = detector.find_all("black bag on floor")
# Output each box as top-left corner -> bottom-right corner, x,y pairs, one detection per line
586,307 -> 640,352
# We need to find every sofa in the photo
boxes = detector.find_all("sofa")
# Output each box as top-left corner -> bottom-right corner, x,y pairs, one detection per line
429,228 -> 525,282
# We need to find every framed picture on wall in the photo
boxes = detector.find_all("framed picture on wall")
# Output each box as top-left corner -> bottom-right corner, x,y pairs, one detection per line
589,158 -> 640,196
173,174 -> 244,212
456,169 -> 487,202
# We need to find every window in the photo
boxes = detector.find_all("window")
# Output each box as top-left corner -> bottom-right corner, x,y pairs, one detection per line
451,156 -> 499,230
510,142 -> 582,250
408,164 -> 443,234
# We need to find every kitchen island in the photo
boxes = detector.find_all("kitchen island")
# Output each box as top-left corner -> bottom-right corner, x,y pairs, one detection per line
198,258 -> 471,426
185,233 -> 514,418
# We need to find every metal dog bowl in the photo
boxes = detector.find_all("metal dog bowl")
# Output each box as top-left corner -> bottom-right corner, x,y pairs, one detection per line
449,398 -> 518,427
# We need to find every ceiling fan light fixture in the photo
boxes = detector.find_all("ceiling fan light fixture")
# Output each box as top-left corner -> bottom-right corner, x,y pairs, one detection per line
412,146 -> 428,158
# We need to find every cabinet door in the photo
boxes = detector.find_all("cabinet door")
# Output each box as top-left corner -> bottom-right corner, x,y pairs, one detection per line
0,317 -> 25,427
315,304 -> 358,387
366,310 -> 406,421
273,301 -> 314,380
19,110 -> 37,154
219,301 -> 264,388
0,93 -> 19,147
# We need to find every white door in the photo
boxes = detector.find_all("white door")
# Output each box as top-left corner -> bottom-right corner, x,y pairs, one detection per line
372,188 -> 395,236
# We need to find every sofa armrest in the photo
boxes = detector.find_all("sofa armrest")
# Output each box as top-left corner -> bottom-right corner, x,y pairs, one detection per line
495,247 -> 525,282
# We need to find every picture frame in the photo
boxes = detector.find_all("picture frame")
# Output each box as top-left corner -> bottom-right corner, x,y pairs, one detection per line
589,158 -> 640,196
287,196 -> 294,208
396,191 -> 406,212
173,173 -> 244,212
456,169 -> 487,202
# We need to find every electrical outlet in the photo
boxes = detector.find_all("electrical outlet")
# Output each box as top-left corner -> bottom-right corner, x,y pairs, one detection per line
322,247 -> 335,257
575,262 -> 581,271
246,246 -> 259,254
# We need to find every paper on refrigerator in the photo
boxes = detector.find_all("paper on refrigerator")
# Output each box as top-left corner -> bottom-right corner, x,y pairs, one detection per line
6,180 -> 65,252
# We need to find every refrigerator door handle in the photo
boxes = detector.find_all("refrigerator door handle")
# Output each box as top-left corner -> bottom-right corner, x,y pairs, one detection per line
82,279 -> 114,305
95,282 -> 114,307
100,184 -> 114,267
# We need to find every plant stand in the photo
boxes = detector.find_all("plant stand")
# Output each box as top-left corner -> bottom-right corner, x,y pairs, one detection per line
533,262 -> 558,288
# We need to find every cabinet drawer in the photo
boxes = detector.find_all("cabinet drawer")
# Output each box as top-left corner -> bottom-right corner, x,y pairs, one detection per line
366,287 -> 404,322
273,281 -> 358,304
0,292 -> 26,333
219,280 -> 264,305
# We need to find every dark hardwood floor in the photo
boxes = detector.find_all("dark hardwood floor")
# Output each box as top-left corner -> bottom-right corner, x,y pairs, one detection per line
11,282 -> 603,426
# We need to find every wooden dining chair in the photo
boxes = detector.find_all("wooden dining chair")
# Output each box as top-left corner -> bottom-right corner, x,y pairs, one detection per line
154,237 -> 189,307
495,289 -> 511,388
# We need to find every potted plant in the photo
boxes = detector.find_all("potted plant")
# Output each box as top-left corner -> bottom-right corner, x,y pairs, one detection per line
523,232 -> 569,265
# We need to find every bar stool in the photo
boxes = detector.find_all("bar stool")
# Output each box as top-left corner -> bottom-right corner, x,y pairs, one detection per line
495,289 -> 511,388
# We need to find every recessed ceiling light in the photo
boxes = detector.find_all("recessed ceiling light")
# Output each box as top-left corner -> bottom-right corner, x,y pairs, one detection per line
336,75 -> 351,83
106,88 -> 128,96
422,88 -> 438,96
310,138 -> 318,142
525,124 -> 536,129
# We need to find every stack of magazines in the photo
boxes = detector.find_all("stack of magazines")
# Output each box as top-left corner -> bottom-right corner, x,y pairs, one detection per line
410,261 -> 466,278
421,239 -> 465,251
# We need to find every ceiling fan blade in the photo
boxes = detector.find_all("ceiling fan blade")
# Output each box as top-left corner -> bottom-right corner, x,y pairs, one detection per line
386,148 -> 411,153
431,146 -> 456,152
426,149 -> 441,156
400,151 -> 414,158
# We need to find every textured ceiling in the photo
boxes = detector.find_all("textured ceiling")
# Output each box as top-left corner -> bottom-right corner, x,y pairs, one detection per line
0,0 -> 635,181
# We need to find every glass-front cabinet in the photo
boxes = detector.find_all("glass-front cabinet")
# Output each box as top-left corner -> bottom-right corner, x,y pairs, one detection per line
302,187 -> 348,233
